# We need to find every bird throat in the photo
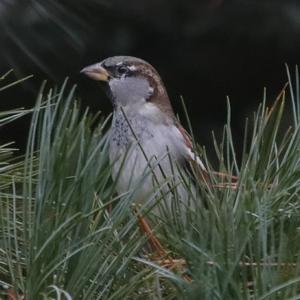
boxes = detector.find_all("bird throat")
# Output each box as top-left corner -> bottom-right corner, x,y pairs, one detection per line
109,76 -> 153,107
110,108 -> 154,148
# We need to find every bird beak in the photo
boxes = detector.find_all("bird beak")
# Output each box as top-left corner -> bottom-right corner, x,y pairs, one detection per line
80,64 -> 110,82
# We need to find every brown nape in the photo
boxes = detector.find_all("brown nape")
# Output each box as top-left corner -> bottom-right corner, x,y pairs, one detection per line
133,61 -> 175,119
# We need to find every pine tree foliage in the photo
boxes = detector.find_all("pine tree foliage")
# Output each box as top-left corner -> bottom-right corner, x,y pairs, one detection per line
0,68 -> 300,299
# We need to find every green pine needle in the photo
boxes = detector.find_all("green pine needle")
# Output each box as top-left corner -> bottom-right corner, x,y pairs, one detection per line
0,68 -> 300,299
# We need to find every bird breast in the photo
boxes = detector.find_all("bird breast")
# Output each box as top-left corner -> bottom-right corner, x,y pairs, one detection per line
109,107 -> 190,199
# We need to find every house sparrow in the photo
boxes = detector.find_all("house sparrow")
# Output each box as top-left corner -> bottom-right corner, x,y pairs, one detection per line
81,56 -> 206,211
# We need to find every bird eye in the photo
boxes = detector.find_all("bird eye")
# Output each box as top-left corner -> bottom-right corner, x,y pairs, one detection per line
116,65 -> 128,75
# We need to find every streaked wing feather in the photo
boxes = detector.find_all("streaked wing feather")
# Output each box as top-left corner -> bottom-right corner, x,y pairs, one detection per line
177,124 -> 238,188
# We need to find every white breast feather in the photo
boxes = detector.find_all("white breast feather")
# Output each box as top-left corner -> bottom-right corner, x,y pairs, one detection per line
109,103 -> 202,205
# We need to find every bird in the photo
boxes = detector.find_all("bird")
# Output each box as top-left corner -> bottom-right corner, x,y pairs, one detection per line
80,56 -> 233,255
81,56 -> 207,208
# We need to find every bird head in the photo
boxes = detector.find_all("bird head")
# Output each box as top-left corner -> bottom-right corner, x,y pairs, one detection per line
81,56 -> 174,119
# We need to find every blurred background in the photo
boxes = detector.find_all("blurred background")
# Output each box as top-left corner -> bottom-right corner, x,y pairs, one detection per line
0,0 -> 300,160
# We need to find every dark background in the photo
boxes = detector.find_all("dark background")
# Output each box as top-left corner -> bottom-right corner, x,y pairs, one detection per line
0,0 -> 299,159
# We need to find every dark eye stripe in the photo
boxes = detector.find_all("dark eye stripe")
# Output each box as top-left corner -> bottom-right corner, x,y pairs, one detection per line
117,65 -> 128,74
103,63 -> 135,78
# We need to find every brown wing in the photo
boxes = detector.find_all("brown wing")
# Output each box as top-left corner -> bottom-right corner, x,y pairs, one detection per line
177,124 -> 211,184
177,124 -> 238,189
